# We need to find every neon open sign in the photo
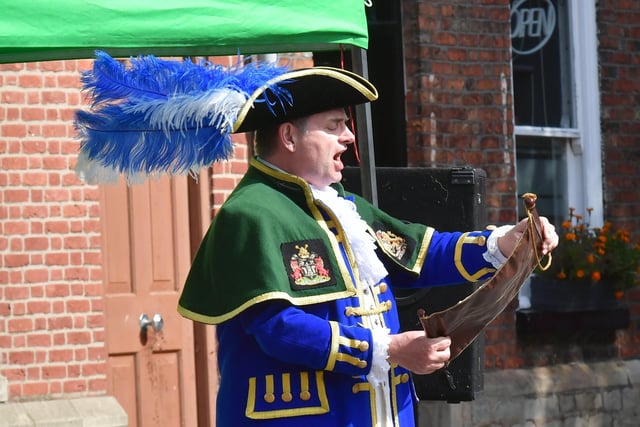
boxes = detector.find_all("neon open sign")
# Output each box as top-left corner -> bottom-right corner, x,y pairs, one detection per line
510,0 -> 557,55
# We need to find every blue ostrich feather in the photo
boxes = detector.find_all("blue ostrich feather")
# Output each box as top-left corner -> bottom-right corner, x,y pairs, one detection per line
74,51 -> 290,184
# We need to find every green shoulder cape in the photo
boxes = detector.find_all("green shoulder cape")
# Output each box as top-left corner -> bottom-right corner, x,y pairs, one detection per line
178,159 -> 433,324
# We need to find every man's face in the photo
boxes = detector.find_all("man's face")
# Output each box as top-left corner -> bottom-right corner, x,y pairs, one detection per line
287,108 -> 354,188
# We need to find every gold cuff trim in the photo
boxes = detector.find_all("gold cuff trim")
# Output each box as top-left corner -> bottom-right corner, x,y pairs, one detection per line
336,353 -> 367,369
338,336 -> 369,352
454,233 -> 495,281
325,321 -> 340,371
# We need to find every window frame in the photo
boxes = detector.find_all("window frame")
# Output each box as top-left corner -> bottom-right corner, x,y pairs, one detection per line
513,0 -> 603,226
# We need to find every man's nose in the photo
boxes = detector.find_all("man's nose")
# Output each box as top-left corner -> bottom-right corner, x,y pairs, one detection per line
341,126 -> 355,145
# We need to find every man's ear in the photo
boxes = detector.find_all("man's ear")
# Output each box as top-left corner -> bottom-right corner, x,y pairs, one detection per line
279,122 -> 297,152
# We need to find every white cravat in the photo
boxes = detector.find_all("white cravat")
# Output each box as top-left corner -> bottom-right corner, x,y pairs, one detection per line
311,186 -> 388,287
311,186 -> 394,427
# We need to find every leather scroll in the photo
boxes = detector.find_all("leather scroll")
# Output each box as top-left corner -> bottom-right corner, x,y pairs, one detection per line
419,193 -> 549,362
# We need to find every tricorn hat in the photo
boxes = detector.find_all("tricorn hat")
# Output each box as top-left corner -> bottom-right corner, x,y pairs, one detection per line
74,52 -> 377,185
233,67 -> 378,133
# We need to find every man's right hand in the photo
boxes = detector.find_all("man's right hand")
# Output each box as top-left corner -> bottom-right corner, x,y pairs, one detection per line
387,331 -> 451,375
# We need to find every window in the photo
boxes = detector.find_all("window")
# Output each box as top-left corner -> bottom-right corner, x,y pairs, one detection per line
516,136 -> 567,223
511,0 -> 603,227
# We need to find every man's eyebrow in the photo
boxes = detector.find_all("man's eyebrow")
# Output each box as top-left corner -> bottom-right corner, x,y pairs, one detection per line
329,116 -> 349,123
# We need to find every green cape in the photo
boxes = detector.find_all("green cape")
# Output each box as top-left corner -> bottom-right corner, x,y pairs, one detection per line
178,159 -> 433,324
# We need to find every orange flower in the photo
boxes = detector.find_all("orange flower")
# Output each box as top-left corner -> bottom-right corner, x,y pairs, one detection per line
536,207 -> 640,292
614,290 -> 624,300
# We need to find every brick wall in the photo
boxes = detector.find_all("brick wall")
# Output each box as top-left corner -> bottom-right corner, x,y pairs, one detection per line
401,0 -> 640,369
402,0 -> 517,225
0,60 -> 107,399
401,0 -> 523,369
598,1 -> 640,241
210,136 -> 251,215
0,52 -> 313,403
597,0 -> 640,361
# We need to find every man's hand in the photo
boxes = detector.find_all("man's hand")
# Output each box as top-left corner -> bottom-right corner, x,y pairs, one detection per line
498,216 -> 559,258
387,331 -> 451,374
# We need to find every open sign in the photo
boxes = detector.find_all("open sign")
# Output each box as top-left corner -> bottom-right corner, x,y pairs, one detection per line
510,0 -> 557,55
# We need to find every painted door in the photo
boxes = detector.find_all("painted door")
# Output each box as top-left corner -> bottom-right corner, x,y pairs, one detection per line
101,176 -> 197,427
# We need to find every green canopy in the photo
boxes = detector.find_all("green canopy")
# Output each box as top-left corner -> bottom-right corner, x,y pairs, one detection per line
0,0 -> 368,63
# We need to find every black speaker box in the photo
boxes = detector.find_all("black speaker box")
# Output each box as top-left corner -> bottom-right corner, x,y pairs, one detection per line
341,166 -> 487,402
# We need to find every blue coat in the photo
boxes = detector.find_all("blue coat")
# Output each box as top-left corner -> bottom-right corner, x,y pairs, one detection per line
179,158 -> 497,426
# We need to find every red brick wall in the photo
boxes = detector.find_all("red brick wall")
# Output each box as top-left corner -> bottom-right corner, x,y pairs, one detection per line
0,60 -> 107,399
210,135 -> 252,215
598,1 -> 640,241
597,0 -> 640,360
402,0 -> 517,225
0,53 -> 313,402
401,0 -> 522,369
401,0 -> 640,368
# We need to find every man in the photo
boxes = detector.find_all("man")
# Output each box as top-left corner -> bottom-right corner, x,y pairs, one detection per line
178,67 -> 558,426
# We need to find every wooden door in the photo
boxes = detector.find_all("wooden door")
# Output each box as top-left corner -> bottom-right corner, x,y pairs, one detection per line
101,176 -> 197,427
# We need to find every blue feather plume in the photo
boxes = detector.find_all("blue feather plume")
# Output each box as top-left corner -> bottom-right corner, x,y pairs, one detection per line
74,51 -> 290,184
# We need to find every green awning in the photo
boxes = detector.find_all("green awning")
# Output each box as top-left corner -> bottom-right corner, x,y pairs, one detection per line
0,0 -> 368,63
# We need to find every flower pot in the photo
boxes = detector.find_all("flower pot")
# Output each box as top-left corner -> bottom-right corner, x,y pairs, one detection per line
529,275 -> 620,312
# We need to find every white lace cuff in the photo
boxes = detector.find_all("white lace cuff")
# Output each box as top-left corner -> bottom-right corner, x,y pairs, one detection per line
482,225 -> 514,269
366,327 -> 391,387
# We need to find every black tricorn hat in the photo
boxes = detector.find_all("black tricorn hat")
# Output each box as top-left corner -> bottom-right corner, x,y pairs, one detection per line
233,67 -> 378,133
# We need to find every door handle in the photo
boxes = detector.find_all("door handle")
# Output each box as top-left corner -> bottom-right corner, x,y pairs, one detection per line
139,313 -> 164,333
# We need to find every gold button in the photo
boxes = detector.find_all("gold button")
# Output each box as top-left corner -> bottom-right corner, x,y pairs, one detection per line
264,393 -> 275,403
300,390 -> 311,401
379,283 -> 388,293
358,341 -> 370,352
352,384 -> 360,394
357,360 -> 368,369
401,373 -> 410,383
386,300 -> 393,309
476,236 -> 486,246
281,392 -> 293,402
485,225 -> 497,230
